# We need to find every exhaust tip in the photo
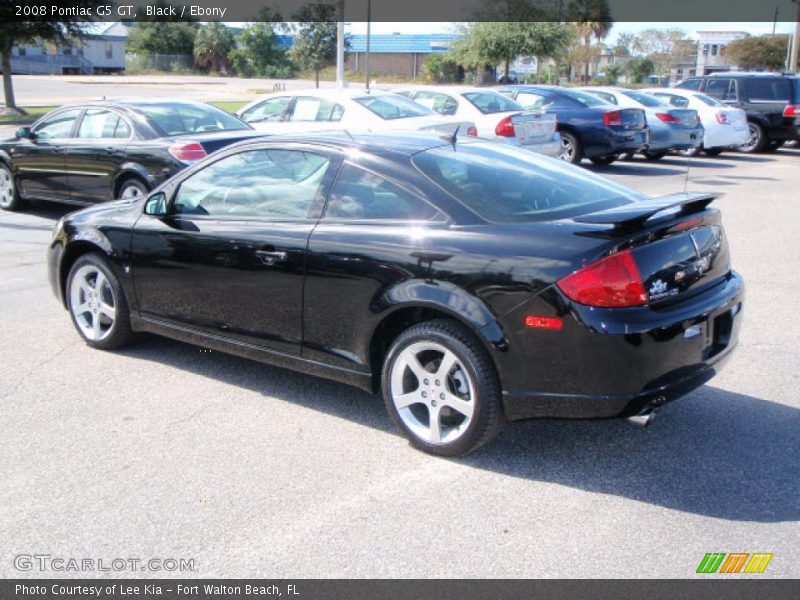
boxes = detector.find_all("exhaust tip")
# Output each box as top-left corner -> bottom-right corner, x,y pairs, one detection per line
627,408 -> 657,428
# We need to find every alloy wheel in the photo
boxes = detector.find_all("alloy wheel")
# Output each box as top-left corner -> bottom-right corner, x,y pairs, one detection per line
389,341 -> 476,445
69,264 -> 117,342
559,137 -> 575,162
0,167 -> 14,209
120,182 -> 145,199
738,123 -> 761,153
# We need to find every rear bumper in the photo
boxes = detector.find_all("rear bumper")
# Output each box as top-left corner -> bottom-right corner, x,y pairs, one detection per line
648,126 -> 703,152
585,129 -> 649,158
499,271 -> 744,421
704,126 -> 748,150
509,133 -> 562,158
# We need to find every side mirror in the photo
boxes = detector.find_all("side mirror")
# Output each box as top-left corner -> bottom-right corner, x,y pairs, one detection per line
15,127 -> 34,140
143,192 -> 168,216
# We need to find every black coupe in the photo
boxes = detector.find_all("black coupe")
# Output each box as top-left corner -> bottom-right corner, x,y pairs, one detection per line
0,99 -> 262,212
47,132 -> 743,456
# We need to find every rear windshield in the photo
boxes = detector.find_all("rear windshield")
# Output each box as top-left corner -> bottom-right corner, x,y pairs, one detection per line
696,94 -> 725,107
353,95 -> 433,120
413,142 -> 644,224
134,103 -> 249,136
621,90 -> 666,107
462,92 -> 523,114
559,89 -> 609,107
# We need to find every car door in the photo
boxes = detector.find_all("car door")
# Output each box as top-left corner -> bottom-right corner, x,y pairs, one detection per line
64,108 -> 132,203
131,144 -> 342,354
303,160 -> 449,371
12,108 -> 81,201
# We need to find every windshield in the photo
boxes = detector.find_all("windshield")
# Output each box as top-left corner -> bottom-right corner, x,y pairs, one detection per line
462,92 -> 523,114
353,95 -> 434,120
560,89 -> 609,107
413,142 -> 644,224
135,103 -> 249,136
621,91 -> 666,107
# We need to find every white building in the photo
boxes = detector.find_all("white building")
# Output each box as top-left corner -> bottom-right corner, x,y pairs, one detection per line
696,31 -> 748,75
10,23 -> 130,75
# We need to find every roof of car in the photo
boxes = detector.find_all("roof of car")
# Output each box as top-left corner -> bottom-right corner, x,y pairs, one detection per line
227,130 -> 470,157
392,85 -> 506,95
54,98 -> 225,111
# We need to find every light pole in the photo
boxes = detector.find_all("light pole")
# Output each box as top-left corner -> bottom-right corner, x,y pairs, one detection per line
336,0 -> 346,88
365,0 -> 371,90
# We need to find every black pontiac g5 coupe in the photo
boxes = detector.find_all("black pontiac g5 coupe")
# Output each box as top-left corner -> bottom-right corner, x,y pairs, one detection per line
47,132 -> 743,456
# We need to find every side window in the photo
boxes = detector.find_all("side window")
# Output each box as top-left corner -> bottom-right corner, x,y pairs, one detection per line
241,97 -> 291,123
676,78 -> 703,91
742,79 -> 792,102
705,79 -> 735,101
173,149 -> 330,220
414,91 -> 458,116
289,97 -> 344,122
33,109 -> 81,139
114,117 -> 132,139
654,93 -> 689,108
325,163 -> 441,221
77,109 -> 125,139
515,92 -> 550,109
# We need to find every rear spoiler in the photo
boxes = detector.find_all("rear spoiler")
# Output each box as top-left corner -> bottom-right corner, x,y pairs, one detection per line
573,192 -> 719,230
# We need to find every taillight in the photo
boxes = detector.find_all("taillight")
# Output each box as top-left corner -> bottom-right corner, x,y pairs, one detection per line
715,112 -> 730,125
603,110 -> 622,127
784,104 -> 800,117
655,112 -> 681,124
466,126 -> 478,136
168,141 -> 207,162
495,116 -> 515,137
557,249 -> 647,308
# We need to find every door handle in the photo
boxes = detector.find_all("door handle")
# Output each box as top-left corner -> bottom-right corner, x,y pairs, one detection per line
255,249 -> 288,265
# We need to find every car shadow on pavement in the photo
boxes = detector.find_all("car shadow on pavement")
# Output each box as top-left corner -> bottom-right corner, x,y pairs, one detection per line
120,336 -> 799,524
585,164 -> 688,177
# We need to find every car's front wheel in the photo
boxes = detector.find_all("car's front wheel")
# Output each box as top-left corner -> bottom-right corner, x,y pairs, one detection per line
0,163 -> 24,211
382,319 -> 503,456
67,253 -> 135,350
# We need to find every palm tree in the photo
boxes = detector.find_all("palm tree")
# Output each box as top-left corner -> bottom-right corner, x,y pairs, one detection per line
567,0 -> 613,82
193,23 -> 235,74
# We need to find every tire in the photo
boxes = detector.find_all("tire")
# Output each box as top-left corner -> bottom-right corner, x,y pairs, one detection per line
643,150 -> 668,161
620,153 -> 636,161
381,319 -> 504,457
738,122 -> 766,153
703,148 -> 723,157
0,163 -> 24,211
558,132 -> 583,164
117,177 -> 149,200
589,154 -> 619,166
66,253 -> 135,350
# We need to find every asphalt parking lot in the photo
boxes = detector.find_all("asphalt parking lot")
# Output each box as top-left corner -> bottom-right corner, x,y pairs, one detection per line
1,148 -> 798,578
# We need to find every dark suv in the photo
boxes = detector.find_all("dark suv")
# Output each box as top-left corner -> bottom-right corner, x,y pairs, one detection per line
675,73 -> 800,152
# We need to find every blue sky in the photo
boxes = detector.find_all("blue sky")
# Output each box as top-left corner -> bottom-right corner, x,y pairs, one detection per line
347,21 -> 796,39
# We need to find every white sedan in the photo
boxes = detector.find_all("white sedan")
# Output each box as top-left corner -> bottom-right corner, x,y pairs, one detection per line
640,88 -> 749,156
392,85 -> 560,158
236,89 -> 476,137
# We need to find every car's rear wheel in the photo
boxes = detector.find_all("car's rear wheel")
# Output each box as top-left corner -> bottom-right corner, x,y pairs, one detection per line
0,163 -> 24,211
67,253 -> 135,350
738,122 -> 766,153
382,319 -> 503,456
117,177 -> 149,200
643,150 -> 668,161
589,154 -> 619,166
704,148 -> 723,156
559,132 -> 583,164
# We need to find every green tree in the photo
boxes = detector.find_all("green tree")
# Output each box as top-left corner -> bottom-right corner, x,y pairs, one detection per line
423,53 -> 462,84
604,63 -> 624,84
627,56 -> 655,84
193,23 -> 235,73
566,0 -> 613,82
230,22 -> 294,78
127,3 -> 198,56
289,4 -> 338,88
633,28 -> 691,79
0,1 -> 103,111
723,35 -> 789,71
